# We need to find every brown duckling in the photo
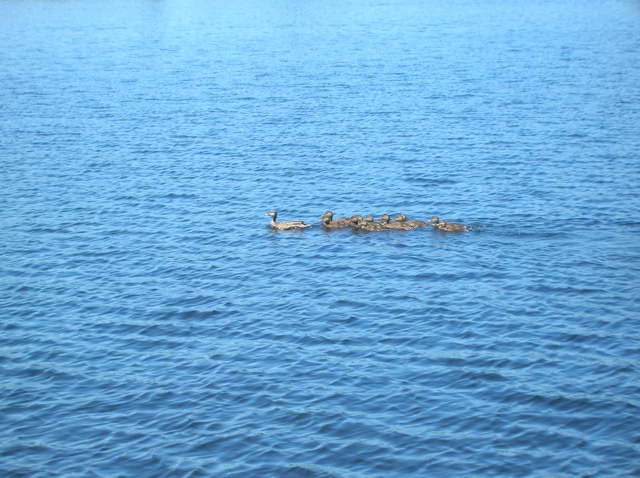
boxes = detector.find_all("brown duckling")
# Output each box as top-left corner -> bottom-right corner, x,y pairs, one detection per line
356,216 -> 388,232
377,214 -> 412,230
265,210 -> 311,230
430,216 -> 467,232
394,214 -> 429,229
320,211 -> 356,229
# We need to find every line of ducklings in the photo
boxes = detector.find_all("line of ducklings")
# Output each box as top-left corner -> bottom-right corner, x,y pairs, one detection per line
265,210 -> 467,232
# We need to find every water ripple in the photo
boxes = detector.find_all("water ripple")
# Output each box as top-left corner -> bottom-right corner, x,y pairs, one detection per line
2,0 -> 640,476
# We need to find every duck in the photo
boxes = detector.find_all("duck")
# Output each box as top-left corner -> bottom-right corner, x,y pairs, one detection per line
355,215 -> 388,232
377,214 -> 413,230
430,216 -> 467,232
320,211 -> 356,229
376,214 -> 392,225
264,210 -> 311,230
394,214 -> 429,229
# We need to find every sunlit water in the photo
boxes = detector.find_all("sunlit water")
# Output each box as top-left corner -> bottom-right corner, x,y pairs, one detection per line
1,0 -> 639,476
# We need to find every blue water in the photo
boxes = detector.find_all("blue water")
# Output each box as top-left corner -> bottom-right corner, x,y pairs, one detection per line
1,0 -> 640,476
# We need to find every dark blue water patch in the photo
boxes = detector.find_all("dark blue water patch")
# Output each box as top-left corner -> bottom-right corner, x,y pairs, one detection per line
1,0 -> 640,476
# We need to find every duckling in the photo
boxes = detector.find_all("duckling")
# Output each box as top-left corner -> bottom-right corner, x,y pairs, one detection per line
394,214 -> 429,229
377,214 -> 412,230
264,210 -> 311,230
320,211 -> 356,229
356,215 -> 388,232
430,216 -> 467,232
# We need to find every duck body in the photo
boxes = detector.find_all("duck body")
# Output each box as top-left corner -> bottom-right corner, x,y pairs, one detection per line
265,210 -> 311,230
430,216 -> 467,232
394,214 -> 429,229
320,211 -> 356,229
437,221 -> 468,232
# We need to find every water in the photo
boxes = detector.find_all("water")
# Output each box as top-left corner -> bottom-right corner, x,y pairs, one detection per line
1,0 -> 639,476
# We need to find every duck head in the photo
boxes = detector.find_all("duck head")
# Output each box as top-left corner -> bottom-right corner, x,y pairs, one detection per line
320,211 -> 333,223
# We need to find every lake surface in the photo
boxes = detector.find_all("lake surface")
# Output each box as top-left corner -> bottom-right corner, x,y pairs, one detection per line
1,0 -> 639,476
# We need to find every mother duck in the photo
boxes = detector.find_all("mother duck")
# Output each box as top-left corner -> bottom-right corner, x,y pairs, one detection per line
265,210 -> 311,230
